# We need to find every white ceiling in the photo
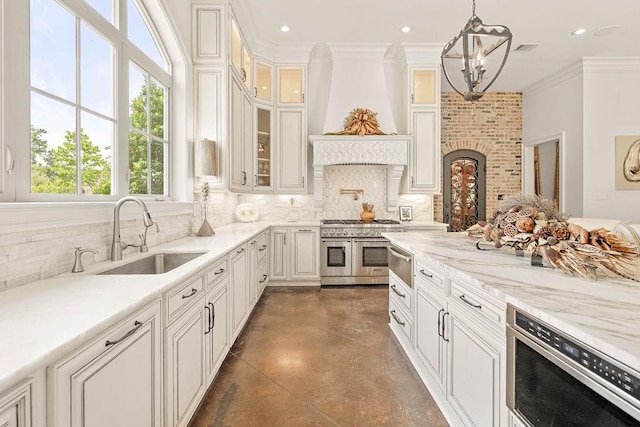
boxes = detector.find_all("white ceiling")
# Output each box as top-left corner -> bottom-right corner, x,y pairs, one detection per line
234,0 -> 640,91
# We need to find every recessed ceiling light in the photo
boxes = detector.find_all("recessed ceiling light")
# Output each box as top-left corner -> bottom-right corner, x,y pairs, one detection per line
280,25 -> 290,33
400,26 -> 412,33
571,28 -> 587,36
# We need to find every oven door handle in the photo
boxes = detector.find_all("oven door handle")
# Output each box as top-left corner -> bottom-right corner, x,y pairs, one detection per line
388,247 -> 411,262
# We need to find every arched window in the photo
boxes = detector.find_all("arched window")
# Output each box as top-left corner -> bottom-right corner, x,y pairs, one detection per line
28,0 -> 172,198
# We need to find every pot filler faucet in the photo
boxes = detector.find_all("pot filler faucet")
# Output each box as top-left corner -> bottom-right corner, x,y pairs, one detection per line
110,196 -> 156,261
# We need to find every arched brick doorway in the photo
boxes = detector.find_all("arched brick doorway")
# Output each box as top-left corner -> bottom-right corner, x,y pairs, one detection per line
443,149 -> 486,231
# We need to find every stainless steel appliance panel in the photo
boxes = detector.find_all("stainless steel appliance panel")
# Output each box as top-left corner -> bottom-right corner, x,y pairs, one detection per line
352,239 -> 389,278
507,305 -> 640,425
388,245 -> 413,288
320,239 -> 352,278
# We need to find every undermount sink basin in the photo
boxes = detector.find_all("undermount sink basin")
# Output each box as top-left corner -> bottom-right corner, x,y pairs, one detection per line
99,252 -> 206,275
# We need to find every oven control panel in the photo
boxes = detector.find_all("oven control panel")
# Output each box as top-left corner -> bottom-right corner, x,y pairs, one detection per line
516,311 -> 640,403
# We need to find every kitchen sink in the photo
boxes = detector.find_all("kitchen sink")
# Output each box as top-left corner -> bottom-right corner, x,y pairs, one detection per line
99,252 -> 206,275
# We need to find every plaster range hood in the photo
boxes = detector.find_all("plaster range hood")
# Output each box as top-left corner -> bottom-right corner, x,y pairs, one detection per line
308,135 -> 411,211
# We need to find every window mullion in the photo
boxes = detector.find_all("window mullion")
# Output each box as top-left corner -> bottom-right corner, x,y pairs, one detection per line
75,15 -> 82,195
146,76 -> 152,194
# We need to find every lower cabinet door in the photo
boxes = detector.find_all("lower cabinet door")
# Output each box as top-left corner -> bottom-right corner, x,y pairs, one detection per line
231,246 -> 248,338
205,281 -> 229,383
415,286 -> 446,392
447,308 -> 502,427
165,301 -> 208,427
48,301 -> 162,427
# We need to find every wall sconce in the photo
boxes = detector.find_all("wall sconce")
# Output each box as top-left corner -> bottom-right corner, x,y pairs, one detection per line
195,138 -> 218,177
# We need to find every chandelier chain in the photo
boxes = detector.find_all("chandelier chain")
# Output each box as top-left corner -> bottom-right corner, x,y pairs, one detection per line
472,0 -> 476,16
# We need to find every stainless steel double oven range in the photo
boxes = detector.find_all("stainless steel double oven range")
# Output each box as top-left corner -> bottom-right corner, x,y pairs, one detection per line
320,219 -> 404,285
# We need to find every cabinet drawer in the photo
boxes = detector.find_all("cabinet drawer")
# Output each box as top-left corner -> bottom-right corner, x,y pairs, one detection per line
206,256 -> 228,289
167,274 -> 205,323
389,271 -> 413,314
415,257 -> 445,293
389,298 -> 413,345
256,233 -> 268,263
449,278 -> 505,329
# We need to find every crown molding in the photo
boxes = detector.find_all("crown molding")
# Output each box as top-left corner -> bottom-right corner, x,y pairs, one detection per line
523,60 -> 583,97
582,57 -> 640,73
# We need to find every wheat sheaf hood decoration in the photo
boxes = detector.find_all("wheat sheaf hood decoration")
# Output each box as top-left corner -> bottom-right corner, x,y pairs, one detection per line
324,108 -> 386,136
467,194 -> 640,282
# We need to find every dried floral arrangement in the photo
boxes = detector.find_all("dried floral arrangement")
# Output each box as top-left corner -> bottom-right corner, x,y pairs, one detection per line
325,108 -> 386,136
467,194 -> 640,282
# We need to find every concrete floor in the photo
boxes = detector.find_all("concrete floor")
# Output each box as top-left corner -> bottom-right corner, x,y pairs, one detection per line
189,286 -> 449,427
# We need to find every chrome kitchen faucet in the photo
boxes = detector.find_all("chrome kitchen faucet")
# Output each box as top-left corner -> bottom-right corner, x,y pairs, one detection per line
110,196 -> 156,261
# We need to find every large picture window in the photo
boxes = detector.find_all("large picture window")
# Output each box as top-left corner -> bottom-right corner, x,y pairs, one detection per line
27,0 -> 171,198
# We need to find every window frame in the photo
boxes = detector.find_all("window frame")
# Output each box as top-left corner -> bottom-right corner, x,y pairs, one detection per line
22,0 -> 172,202
0,0 -> 189,229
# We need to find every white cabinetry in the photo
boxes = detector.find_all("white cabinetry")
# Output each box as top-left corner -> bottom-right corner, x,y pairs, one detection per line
269,227 -> 319,284
48,300 -> 162,427
447,305 -> 502,427
194,67 -> 224,187
165,298 -> 207,427
276,109 -> 306,193
191,4 -> 224,63
230,74 -> 253,192
230,244 -> 248,339
204,281 -> 229,384
401,66 -> 441,194
0,381 -> 31,427
389,253 -> 507,427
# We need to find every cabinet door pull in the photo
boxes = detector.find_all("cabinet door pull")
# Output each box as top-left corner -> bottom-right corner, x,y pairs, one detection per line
242,171 -> 247,185
181,288 -> 198,299
411,93 -> 415,103
298,229 -> 311,232
390,310 -> 405,326
254,87 -> 257,97
259,245 -> 267,251
255,174 -> 258,187
204,305 -> 211,335
459,294 -> 482,309
214,268 -> 225,275
441,312 -> 450,342
437,308 -> 445,338
105,321 -> 143,347
251,240 -> 257,245
210,302 -> 215,330
237,248 -> 245,254
259,274 -> 268,284
390,284 -> 406,298
419,269 -> 433,278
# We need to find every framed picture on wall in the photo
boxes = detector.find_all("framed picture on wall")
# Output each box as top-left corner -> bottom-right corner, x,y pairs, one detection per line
615,135 -> 640,190
399,206 -> 413,222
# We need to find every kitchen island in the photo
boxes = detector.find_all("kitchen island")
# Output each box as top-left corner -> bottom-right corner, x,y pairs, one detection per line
383,231 -> 640,426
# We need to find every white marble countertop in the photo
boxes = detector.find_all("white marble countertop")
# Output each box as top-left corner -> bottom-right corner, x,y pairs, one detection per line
0,221 -> 279,392
401,221 -> 449,229
383,231 -> 640,372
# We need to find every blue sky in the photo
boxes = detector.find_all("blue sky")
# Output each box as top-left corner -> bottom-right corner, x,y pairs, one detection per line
30,0 -> 165,160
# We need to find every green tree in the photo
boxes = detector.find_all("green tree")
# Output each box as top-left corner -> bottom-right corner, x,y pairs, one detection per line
129,78 -> 165,195
31,130 -> 111,195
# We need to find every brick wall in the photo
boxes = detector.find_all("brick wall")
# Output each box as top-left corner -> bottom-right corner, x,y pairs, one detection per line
434,92 -> 522,223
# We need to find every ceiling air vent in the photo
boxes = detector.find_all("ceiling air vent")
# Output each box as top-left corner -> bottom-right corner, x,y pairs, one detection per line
513,44 -> 539,53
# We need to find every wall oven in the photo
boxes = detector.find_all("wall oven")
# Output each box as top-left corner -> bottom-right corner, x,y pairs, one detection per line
507,304 -> 640,426
320,220 -> 404,285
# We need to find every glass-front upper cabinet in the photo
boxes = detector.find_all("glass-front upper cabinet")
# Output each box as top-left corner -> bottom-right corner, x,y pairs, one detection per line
242,45 -> 251,90
254,61 -> 272,103
278,67 -> 304,104
255,107 -> 272,189
230,19 -> 242,73
230,18 -> 251,89
411,68 -> 438,105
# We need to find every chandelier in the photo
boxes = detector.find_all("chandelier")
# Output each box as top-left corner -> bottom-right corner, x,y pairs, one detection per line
441,0 -> 512,103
